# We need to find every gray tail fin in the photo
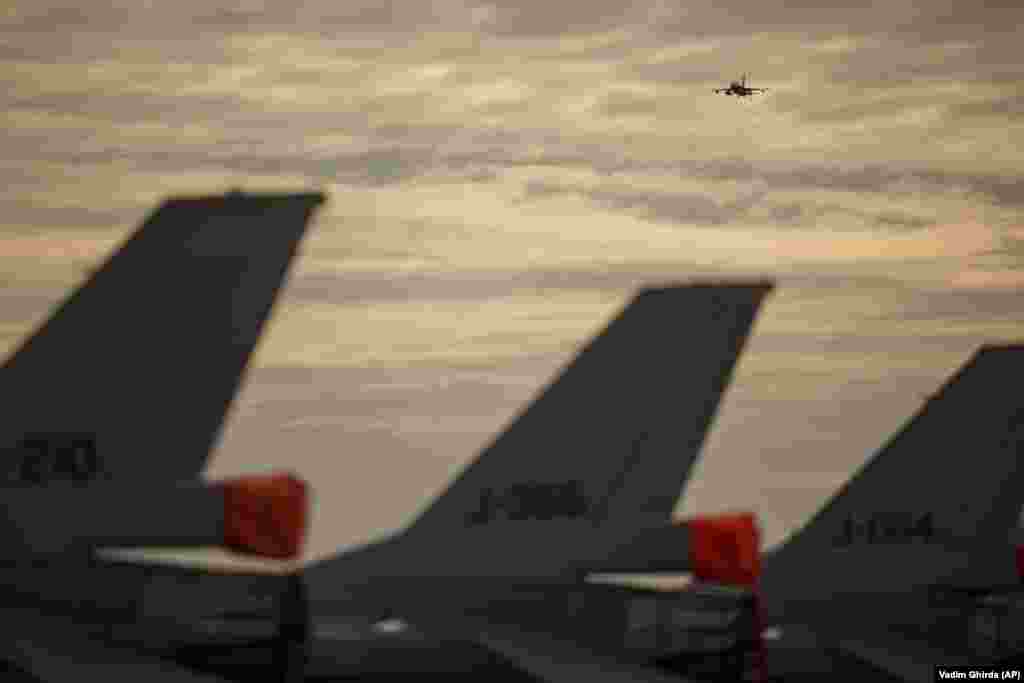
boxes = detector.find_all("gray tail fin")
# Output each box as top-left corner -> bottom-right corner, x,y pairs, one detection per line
404,281 -> 772,536
0,191 -> 326,486
763,344 -> 1024,605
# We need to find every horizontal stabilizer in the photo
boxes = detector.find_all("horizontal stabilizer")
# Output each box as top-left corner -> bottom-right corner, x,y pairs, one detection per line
584,512 -> 762,585
0,471 -> 308,559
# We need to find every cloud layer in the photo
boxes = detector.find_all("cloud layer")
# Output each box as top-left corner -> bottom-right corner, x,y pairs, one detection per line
3,0 -> 1023,560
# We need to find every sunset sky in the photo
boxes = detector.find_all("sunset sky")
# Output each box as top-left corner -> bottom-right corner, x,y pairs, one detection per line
1,0 -> 1022,566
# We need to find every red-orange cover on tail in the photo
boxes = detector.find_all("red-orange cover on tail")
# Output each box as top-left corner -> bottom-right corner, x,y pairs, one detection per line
218,471 -> 308,560
686,512 -> 760,587
687,511 -> 765,683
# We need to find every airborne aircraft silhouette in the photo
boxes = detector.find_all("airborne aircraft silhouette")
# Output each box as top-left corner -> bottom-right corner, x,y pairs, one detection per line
714,74 -> 768,97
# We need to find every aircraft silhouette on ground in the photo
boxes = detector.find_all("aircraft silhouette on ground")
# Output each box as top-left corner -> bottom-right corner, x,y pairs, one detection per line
0,190 -> 326,682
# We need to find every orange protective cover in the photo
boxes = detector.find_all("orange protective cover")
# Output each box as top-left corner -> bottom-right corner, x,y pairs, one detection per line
686,511 -> 760,588
687,511 -> 765,682
219,471 -> 308,559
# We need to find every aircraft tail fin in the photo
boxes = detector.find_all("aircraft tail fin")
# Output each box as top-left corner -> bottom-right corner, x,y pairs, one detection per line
404,282 -> 772,537
0,191 -> 325,486
762,344 -> 1024,610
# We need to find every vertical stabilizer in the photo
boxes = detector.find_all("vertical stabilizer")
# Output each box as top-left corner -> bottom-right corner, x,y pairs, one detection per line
763,344 -> 1024,614
406,282 -> 772,537
0,192 -> 326,485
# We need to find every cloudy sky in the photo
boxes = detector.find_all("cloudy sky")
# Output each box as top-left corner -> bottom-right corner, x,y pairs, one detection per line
2,0 -> 1023,566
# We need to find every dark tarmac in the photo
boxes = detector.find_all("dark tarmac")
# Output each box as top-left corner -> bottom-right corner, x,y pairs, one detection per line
168,635 -> 918,683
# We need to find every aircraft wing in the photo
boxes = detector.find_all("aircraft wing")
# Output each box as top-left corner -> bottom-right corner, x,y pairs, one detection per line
2,607 -> 232,683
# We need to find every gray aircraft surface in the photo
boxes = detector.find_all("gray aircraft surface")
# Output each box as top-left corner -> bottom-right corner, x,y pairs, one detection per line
270,279 -> 925,683
0,187 -> 773,683
714,74 -> 768,97
79,229 -> 1023,683
294,306 -> 1024,683
291,281 -> 773,683
147,281 -> 775,683
0,190 -> 327,682
91,274 -> 779,682
601,343 -> 1024,682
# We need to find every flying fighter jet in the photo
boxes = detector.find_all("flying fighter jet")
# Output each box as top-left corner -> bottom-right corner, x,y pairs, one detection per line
0,190 -> 326,682
714,74 -> 768,97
